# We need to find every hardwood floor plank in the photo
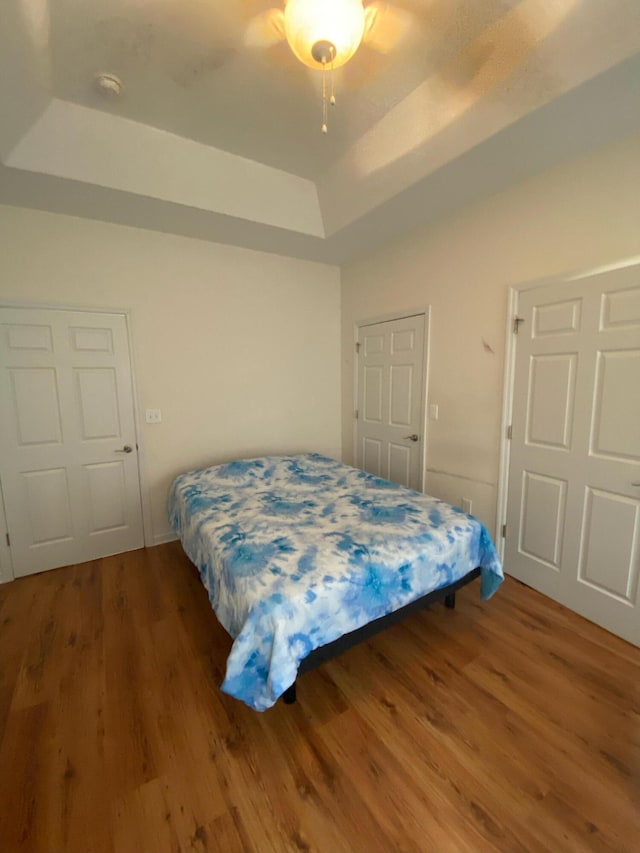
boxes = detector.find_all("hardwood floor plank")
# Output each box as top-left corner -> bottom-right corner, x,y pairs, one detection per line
206,807 -> 252,853
0,702 -> 51,853
0,545 -> 638,853
40,562 -> 111,853
326,655 -> 539,853
254,703 -> 394,853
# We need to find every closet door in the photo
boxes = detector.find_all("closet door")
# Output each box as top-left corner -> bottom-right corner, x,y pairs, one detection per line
0,307 -> 144,577
505,267 -> 640,645
356,314 -> 426,491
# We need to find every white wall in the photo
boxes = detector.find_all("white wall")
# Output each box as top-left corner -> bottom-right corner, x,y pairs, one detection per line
341,132 -> 640,533
0,205 -> 341,555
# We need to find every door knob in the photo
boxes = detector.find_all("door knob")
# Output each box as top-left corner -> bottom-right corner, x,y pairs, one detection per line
115,445 -> 133,454
404,434 -> 419,442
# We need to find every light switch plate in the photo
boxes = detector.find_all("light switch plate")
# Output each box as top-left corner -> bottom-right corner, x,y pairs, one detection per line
145,408 -> 162,424
429,403 -> 439,420
461,497 -> 472,514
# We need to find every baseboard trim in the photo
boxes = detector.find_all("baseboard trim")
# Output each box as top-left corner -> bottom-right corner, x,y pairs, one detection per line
153,531 -> 178,546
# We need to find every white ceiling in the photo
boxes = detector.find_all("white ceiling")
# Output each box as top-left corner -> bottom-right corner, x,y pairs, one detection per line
1,0 -> 639,263
47,0 -> 530,179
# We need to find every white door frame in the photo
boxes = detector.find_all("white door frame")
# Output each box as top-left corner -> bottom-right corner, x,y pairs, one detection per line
0,300 -> 152,583
353,307 -> 431,492
0,479 -> 12,583
495,256 -> 640,564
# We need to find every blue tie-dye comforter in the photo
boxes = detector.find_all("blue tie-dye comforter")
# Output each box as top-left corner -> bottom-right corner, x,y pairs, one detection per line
168,453 -> 503,711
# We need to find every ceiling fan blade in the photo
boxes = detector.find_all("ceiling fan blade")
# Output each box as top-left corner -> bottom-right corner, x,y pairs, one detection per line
363,2 -> 413,53
244,9 -> 285,48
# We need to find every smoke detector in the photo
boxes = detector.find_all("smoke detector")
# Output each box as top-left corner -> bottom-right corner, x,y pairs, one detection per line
94,73 -> 123,98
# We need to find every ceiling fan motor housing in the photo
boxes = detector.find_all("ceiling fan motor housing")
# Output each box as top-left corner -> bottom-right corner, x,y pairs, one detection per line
311,40 -> 337,65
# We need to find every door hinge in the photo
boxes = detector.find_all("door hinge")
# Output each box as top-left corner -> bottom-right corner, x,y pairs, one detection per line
502,524 -> 507,538
5,532 -> 9,547
513,316 -> 524,334
355,341 -> 361,353
506,424 -> 512,440
354,409 -> 359,420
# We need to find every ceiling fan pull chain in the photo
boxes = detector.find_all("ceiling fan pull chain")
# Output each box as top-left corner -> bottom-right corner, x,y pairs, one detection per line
321,59 -> 328,134
330,49 -> 336,107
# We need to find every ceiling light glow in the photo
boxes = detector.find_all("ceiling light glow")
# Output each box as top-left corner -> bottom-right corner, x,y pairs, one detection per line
284,0 -> 366,69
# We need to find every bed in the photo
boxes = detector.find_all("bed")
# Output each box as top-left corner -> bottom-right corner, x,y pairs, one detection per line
168,453 -> 503,711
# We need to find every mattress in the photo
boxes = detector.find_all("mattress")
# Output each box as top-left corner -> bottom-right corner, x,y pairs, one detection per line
168,453 -> 503,710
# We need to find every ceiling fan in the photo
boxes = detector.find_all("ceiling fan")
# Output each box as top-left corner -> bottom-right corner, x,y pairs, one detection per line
245,0 -> 413,132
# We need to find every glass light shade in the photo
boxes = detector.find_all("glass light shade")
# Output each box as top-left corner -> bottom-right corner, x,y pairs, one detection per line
284,0 -> 366,69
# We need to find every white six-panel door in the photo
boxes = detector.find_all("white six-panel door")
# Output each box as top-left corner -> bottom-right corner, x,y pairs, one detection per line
505,267 -> 640,646
0,308 -> 144,577
356,314 -> 426,491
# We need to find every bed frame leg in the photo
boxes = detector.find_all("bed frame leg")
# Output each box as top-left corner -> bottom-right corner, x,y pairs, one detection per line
282,682 -> 297,704
444,592 -> 456,609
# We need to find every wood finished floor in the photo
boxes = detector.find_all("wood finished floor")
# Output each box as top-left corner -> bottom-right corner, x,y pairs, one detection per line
0,543 -> 638,853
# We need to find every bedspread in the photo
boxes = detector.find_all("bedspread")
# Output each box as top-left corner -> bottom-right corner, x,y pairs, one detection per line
168,453 -> 503,710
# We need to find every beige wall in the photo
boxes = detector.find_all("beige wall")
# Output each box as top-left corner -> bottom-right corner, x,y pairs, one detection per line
342,133 -> 640,533
0,206 -> 341,547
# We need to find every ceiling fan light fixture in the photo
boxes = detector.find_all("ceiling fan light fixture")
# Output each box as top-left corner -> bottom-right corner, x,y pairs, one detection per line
284,0 -> 365,69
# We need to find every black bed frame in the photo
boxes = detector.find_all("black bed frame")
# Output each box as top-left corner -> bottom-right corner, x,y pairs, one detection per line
281,567 -> 481,704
